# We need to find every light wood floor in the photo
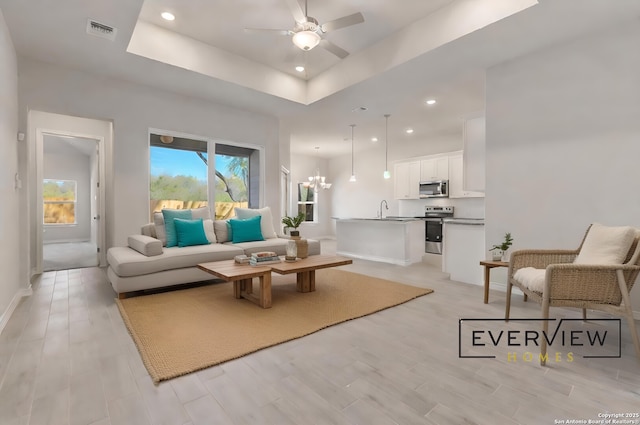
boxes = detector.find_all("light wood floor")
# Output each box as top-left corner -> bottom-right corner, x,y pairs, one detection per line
1,240 -> 639,425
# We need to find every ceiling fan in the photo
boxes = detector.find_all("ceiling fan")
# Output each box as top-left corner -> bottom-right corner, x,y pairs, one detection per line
244,0 -> 364,59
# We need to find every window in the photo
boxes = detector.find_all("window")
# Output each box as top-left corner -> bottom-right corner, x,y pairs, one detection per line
43,179 -> 77,225
149,134 -> 258,220
297,183 -> 317,222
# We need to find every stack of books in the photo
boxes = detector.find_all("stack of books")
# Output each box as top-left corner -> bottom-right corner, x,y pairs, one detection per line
249,251 -> 281,266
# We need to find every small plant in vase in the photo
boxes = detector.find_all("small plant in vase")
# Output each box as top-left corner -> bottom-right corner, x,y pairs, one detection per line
282,212 -> 305,239
490,232 -> 513,261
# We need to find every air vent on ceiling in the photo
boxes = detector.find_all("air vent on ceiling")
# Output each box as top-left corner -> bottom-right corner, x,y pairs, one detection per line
86,19 -> 117,41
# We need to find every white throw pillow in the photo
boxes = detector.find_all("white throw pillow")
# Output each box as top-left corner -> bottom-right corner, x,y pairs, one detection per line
234,206 -> 278,239
513,267 -> 546,292
153,212 -> 167,246
574,223 -> 636,265
213,219 -> 231,243
191,207 -> 211,220
202,219 -> 217,243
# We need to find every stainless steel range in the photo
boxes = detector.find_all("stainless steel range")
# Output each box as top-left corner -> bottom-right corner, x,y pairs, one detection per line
424,206 -> 454,254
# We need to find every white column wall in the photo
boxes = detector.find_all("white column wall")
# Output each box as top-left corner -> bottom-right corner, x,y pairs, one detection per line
485,21 -> 640,314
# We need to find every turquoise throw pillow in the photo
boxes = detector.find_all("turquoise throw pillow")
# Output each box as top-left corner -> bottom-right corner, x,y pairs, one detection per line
162,209 -> 192,247
174,218 -> 210,247
229,215 -> 264,243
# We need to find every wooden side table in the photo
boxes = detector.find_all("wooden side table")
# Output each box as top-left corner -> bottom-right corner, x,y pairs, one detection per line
479,260 -> 509,304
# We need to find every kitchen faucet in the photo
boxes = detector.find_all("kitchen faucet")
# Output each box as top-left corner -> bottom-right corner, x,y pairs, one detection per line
379,199 -> 389,218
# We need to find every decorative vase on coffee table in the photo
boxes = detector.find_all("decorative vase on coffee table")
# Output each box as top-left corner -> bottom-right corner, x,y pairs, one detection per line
295,239 -> 309,259
285,240 -> 297,262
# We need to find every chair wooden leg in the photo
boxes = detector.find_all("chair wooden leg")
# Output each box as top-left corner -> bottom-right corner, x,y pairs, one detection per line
540,299 -> 550,366
626,313 -> 640,360
615,270 -> 640,359
505,280 -> 513,322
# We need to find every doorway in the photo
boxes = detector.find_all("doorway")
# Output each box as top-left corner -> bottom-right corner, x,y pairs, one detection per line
29,110 -> 111,275
42,134 -> 99,271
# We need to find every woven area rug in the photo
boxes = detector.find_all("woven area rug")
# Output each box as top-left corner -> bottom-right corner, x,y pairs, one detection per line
116,268 -> 433,383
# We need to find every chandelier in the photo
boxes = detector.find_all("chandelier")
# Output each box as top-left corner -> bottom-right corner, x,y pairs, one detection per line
304,147 -> 331,192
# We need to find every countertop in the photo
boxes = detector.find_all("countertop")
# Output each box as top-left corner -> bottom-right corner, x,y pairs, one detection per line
332,216 -> 424,222
443,218 -> 485,225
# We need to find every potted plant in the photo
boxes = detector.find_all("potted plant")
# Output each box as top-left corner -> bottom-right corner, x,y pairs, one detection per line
282,212 -> 305,238
490,232 -> 513,261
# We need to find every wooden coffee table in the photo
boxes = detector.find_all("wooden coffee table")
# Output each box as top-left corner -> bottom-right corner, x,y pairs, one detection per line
197,260 -> 273,308
269,255 -> 353,293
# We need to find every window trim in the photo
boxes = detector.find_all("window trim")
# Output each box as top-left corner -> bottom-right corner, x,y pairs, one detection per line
43,179 -> 78,226
297,182 -> 318,223
148,128 -> 266,217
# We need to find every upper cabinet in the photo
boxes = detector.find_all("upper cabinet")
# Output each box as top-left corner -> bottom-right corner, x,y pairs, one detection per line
449,152 -> 484,198
394,161 -> 421,199
463,116 -> 486,192
420,156 -> 449,182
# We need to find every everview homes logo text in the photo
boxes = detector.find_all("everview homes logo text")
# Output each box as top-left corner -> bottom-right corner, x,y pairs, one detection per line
458,318 -> 621,363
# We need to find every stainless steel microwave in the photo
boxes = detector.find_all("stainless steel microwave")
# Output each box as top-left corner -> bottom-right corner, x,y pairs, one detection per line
419,180 -> 449,198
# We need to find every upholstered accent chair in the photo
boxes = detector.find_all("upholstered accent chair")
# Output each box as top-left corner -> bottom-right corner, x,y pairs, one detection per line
505,224 -> 640,365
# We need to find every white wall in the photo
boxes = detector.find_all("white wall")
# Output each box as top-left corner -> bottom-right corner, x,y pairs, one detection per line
17,57 -> 281,253
485,21 -> 640,313
43,140 -> 91,243
0,9 -> 26,327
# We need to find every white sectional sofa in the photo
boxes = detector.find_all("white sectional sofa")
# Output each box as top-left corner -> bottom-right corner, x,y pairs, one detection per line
106,207 -> 320,297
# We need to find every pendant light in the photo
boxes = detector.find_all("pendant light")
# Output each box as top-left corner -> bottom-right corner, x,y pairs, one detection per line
383,114 -> 391,179
349,124 -> 356,182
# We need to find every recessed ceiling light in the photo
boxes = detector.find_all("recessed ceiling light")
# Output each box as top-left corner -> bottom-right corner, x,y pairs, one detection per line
371,137 -> 378,142
405,128 -> 414,134
161,12 -> 175,21
426,99 -> 437,105
295,66 -> 305,72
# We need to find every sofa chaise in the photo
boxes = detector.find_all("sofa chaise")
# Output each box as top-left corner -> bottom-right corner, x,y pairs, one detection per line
107,207 -> 320,297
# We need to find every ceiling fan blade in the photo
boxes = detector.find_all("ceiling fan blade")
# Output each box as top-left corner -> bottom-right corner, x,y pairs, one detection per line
283,0 -> 306,23
319,39 -> 349,59
321,12 -> 364,33
244,28 -> 292,36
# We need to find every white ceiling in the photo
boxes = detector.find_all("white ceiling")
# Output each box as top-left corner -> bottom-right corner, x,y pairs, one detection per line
138,0 -> 456,80
2,0 -> 640,158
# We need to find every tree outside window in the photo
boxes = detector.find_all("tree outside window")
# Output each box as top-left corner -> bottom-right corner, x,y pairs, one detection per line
149,135 -> 255,220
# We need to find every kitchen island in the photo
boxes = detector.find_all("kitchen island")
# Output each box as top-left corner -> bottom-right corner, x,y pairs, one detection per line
334,217 -> 425,265
442,218 -> 485,285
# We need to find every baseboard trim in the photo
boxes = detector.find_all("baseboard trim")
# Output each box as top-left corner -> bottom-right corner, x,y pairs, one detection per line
0,285 -> 33,335
335,250 -> 416,266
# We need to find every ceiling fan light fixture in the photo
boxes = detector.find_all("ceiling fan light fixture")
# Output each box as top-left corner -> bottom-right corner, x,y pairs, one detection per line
292,30 -> 321,51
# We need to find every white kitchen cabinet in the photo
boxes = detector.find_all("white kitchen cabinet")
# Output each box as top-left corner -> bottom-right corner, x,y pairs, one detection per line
420,156 -> 449,182
463,116 -> 485,192
394,161 -> 420,199
449,152 -> 484,198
